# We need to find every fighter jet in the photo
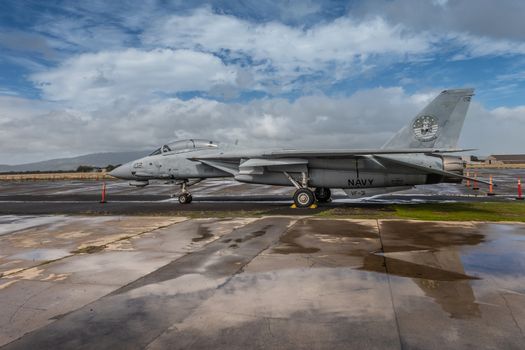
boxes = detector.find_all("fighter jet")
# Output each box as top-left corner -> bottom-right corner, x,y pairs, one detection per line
110,88 -> 488,207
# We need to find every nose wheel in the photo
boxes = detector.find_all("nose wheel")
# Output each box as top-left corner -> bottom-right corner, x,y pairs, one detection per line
174,179 -> 202,204
178,193 -> 193,204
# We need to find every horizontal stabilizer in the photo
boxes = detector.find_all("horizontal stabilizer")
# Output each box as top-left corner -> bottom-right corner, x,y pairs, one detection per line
375,155 -> 493,186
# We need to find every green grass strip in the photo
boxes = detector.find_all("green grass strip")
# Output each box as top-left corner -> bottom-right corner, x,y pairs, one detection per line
393,202 -> 525,222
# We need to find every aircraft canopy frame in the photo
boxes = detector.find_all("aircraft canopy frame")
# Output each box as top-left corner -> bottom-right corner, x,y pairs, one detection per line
149,139 -> 217,155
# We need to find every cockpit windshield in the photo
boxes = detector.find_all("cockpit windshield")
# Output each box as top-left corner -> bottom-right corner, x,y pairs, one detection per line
149,139 -> 217,156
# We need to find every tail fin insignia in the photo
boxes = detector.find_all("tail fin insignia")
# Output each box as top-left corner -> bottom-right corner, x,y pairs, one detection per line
382,88 -> 474,149
412,115 -> 439,142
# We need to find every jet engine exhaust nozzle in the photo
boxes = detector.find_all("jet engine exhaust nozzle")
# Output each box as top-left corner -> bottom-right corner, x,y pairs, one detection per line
441,155 -> 465,183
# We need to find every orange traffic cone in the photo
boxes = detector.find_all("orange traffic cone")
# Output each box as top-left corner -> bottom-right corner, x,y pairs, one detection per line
472,172 -> 479,191
487,175 -> 495,196
100,181 -> 107,203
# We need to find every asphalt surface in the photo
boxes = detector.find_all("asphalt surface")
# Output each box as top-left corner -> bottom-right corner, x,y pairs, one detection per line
0,193 -> 515,216
0,172 -> 522,215
1,216 -> 525,349
0,196 -> 516,216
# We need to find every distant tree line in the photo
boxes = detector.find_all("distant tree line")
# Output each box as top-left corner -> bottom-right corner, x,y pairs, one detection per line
76,164 -> 120,172
0,164 -> 121,175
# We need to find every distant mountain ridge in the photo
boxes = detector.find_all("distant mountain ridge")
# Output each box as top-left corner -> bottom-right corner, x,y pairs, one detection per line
0,151 -> 148,172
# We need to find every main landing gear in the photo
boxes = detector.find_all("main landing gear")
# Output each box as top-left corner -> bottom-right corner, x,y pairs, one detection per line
174,179 -> 202,204
293,188 -> 316,207
314,187 -> 332,203
283,171 -> 332,208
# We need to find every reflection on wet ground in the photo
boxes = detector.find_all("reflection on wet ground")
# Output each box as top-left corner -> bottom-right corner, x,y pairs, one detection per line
1,216 -> 525,349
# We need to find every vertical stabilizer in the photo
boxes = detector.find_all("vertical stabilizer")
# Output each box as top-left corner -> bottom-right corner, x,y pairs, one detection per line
382,88 -> 474,149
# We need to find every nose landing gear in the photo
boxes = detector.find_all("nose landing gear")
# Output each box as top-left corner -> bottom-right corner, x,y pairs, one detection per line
178,192 -> 193,204
174,179 -> 202,204
177,180 -> 192,204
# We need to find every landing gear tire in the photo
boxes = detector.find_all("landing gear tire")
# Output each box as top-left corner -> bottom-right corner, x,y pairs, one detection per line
293,188 -> 316,208
178,193 -> 192,204
314,187 -> 332,203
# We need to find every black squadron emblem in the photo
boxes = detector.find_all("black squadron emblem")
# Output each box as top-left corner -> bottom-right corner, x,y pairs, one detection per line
412,115 -> 439,142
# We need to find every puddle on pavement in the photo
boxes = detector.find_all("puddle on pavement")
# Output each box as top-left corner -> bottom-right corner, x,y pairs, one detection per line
272,228 -> 320,254
192,219 -> 253,243
236,226 -> 270,243
272,219 -> 376,255
414,279 -> 482,319
0,216 -> 70,236
221,225 -> 271,246
458,224 -> 525,278
10,248 -> 70,261
264,219 -> 496,319
378,221 -> 485,253
361,253 -> 479,281
192,225 -> 214,242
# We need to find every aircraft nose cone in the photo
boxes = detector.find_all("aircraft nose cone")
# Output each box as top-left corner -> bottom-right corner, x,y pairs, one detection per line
109,163 -> 133,179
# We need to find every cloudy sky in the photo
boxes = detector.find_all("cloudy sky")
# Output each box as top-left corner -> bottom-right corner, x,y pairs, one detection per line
1,0 -> 525,164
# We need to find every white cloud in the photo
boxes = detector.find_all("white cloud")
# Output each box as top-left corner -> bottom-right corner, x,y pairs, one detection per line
28,9 -> 436,110
250,114 -> 290,139
351,0 -> 525,42
141,7 -> 431,88
3,87 -> 522,164
490,105 -> 525,122
23,5 -> 525,110
447,33 -> 525,60
343,0 -> 525,61
31,48 -> 236,108
461,102 -> 525,153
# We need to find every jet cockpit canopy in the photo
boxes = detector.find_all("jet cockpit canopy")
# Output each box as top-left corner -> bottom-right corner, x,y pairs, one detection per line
149,139 -> 218,155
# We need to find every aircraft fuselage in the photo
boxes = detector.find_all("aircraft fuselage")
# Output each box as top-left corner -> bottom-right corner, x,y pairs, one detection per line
112,148 -> 462,189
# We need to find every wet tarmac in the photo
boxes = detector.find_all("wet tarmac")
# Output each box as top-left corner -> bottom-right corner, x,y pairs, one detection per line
1,168 -> 522,198
1,215 -> 525,349
1,170 -> 523,215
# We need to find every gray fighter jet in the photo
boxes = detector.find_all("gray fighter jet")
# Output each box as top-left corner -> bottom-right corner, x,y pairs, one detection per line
110,88 -> 488,207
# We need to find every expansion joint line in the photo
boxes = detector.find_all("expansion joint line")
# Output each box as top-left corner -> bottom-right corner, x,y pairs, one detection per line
111,218 -> 235,296
218,218 -> 299,289
376,219 -> 404,350
496,280 -> 525,339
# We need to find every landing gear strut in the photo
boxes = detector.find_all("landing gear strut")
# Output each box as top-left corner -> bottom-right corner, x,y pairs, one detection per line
178,181 -> 192,204
314,187 -> 332,203
174,179 -> 202,204
284,171 -> 317,208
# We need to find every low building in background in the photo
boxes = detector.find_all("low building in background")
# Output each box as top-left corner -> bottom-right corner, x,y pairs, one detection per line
466,154 -> 525,168
488,154 -> 525,165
